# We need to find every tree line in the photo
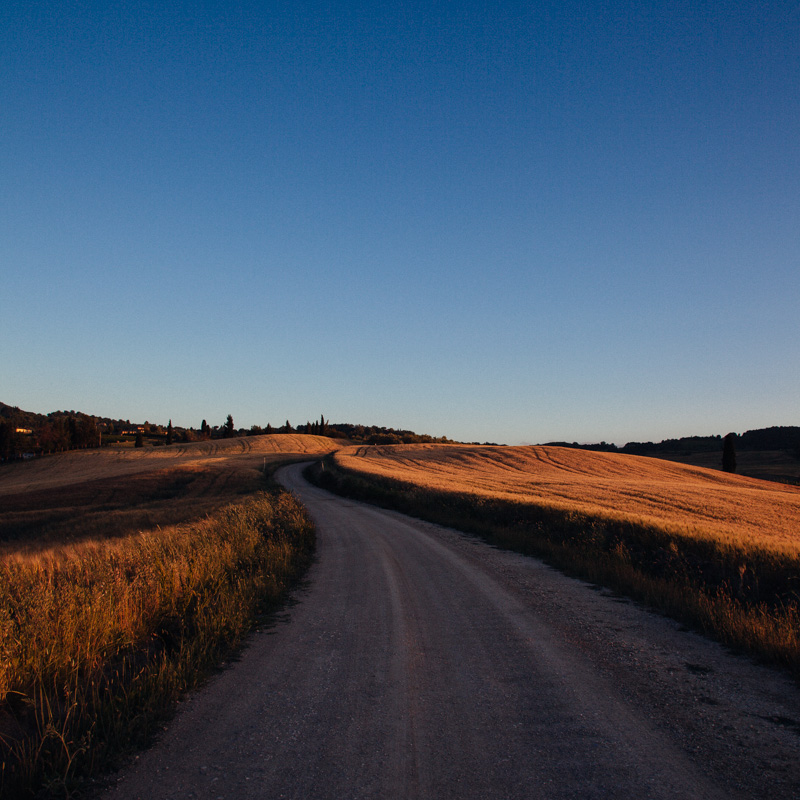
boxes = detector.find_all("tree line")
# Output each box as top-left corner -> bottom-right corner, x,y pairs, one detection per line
0,403 -> 452,462
543,426 -> 800,475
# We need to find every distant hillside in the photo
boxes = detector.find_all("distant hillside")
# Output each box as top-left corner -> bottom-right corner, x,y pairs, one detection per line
544,426 -> 800,454
544,426 -> 800,485
0,403 -> 451,462
0,402 -> 127,430
619,426 -> 800,455
4,401 -> 798,482
325,422 -> 451,445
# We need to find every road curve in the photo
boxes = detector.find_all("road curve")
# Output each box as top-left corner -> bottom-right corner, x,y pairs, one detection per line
103,463 -> 800,799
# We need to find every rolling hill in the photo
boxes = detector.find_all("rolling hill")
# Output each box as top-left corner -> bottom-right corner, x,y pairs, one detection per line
333,443 -> 800,554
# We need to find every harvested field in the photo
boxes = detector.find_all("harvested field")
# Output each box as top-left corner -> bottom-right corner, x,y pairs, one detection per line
0,434 -> 340,495
0,434 -> 345,549
335,444 -> 800,555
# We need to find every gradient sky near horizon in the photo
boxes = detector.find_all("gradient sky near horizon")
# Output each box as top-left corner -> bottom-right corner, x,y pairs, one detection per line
2,1 -> 798,445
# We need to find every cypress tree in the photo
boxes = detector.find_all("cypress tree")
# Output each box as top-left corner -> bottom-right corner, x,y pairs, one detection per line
722,432 -> 737,473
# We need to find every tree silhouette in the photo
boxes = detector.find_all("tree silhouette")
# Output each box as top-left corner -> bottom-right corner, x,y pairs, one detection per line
224,414 -> 235,438
0,420 -> 14,460
166,419 -> 173,445
722,432 -> 737,473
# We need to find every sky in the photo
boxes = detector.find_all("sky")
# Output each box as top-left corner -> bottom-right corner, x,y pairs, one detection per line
2,0 -> 798,445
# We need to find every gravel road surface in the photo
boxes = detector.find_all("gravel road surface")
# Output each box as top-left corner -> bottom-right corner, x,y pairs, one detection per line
103,463 -> 800,799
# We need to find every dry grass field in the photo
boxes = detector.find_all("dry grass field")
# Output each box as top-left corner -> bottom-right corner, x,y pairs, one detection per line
334,443 -> 800,555
0,433 -> 340,495
0,434 -> 343,797
0,434 -> 343,550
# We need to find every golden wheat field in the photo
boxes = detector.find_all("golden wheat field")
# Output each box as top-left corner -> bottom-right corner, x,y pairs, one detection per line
335,444 -> 800,554
0,434 -> 329,795
0,434 -> 344,550
0,433 -> 341,495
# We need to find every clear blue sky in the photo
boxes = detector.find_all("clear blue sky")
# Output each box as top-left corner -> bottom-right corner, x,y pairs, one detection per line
2,1 -> 798,445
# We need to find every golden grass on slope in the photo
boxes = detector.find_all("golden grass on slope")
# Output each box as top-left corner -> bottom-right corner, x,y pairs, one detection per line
0,433 -> 344,496
0,434 -> 345,550
335,444 -> 800,555
1,458 -> 287,549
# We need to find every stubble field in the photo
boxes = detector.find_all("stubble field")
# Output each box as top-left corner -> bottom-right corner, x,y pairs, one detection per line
334,443 -> 800,554
0,434 -> 341,550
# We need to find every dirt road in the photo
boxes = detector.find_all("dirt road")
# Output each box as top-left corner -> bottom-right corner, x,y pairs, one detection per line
103,463 -> 800,799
